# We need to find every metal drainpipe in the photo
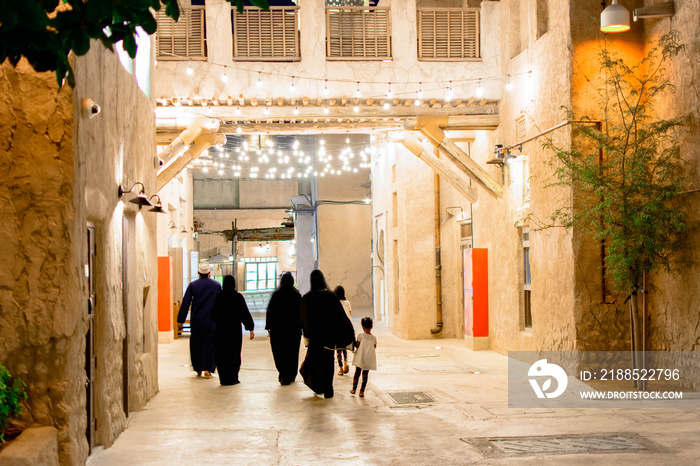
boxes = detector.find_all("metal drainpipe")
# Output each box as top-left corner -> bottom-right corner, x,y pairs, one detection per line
431,166 -> 444,334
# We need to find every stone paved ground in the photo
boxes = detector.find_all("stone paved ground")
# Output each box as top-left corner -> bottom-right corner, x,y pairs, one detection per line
88,315 -> 700,465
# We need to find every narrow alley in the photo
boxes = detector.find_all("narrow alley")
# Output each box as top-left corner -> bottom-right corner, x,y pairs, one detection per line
87,317 -> 700,465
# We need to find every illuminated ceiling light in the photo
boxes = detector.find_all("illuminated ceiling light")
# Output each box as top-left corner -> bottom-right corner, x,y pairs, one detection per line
476,79 -> 484,97
256,72 -> 263,88
600,0 -> 630,33
505,75 -> 514,91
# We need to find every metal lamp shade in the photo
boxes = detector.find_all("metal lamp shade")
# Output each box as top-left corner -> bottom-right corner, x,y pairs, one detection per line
129,194 -> 153,207
601,0 -> 630,33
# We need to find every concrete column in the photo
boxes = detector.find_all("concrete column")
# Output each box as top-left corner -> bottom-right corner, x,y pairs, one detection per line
300,0 -> 326,67
207,0 -> 234,65
295,209 -> 317,294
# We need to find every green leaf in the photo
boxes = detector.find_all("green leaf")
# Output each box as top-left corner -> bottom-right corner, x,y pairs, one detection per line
164,0 -> 180,21
122,33 -> 138,58
71,31 -> 91,56
249,0 -> 270,10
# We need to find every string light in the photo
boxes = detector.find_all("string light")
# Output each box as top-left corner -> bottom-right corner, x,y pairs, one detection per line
256,71 -> 263,88
353,105 -> 359,112
383,102 -> 390,110
221,68 -> 228,82
445,81 -> 454,102
323,106 -> 329,114
386,82 -> 393,99
323,79 -> 330,96
505,75 -> 513,91
235,107 -> 241,115
355,82 -> 361,98
476,79 -> 484,97
186,64 -> 193,76
417,83 -> 424,98
290,76 -> 297,93
264,107 -> 270,115
294,106 -> 299,115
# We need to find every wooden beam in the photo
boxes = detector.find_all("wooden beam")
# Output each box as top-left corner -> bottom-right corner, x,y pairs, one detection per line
157,132 -> 225,191
223,227 -> 295,242
412,116 -> 503,198
402,137 -> 478,203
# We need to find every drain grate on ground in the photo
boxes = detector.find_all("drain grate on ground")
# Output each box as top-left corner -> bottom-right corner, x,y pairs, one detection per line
462,433 -> 663,458
387,391 -> 436,405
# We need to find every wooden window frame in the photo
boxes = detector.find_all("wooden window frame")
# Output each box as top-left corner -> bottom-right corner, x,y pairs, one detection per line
232,6 -> 301,62
417,7 -> 480,61
155,5 -> 207,60
326,6 -> 392,61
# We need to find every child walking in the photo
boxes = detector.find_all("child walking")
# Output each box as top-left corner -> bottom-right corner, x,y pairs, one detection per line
350,317 -> 376,397
334,285 -> 352,376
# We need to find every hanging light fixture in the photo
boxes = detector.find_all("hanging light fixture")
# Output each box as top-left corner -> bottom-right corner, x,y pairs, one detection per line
118,182 -> 153,207
600,0 -> 630,33
148,195 -> 168,214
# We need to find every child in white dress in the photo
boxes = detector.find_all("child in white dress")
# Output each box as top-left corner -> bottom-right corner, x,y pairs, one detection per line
350,317 -> 377,397
334,285 -> 352,376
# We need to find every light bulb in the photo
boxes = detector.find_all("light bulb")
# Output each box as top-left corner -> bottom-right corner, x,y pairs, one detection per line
221,71 -> 228,82
256,72 -> 263,88
294,106 -> 299,115
354,105 -> 359,112
235,107 -> 241,116
386,83 -> 393,99
237,126 -> 242,134
290,77 -> 296,93
476,79 -> 484,97
417,84 -> 424,98
414,99 -> 421,106
264,107 -> 270,115
505,75 -> 514,91
186,65 -> 193,76
323,106 -> 329,114
346,136 -> 350,144
323,80 -> 329,96
355,82 -> 361,98
383,102 -> 390,110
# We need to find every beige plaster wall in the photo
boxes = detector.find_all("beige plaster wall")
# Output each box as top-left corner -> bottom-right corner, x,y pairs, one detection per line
316,139 -> 372,308
0,39 -> 158,464
73,41 -> 159,450
154,0 -> 502,104
637,0 -> 700,352
0,59 -> 85,464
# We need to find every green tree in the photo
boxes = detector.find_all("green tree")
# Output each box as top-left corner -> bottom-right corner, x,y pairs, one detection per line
0,363 -> 27,444
0,0 -> 269,87
542,31 -> 692,364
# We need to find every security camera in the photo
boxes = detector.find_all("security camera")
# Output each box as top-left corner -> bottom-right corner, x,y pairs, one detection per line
81,99 -> 101,119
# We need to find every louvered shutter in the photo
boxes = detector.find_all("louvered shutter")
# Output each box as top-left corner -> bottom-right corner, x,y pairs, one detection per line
418,8 -> 480,61
233,7 -> 300,61
156,7 -> 206,60
326,7 -> 391,60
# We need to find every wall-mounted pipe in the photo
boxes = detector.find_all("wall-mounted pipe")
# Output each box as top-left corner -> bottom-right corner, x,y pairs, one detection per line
431,150 -> 443,335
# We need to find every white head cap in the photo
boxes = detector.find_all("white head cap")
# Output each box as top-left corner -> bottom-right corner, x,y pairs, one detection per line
198,261 -> 211,275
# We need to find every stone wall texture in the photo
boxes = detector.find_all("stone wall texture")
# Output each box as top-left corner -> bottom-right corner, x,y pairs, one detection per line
0,58 -> 86,464
1,38 -> 158,464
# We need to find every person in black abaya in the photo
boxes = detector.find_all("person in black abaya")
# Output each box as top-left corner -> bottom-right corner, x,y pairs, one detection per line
265,272 -> 302,385
299,270 -> 355,398
211,275 -> 254,386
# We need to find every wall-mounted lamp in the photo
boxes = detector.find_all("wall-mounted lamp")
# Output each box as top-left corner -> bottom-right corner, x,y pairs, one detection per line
445,206 -> 465,221
633,1 -> 674,22
118,182 -> 153,207
600,0 -> 630,33
487,144 -> 518,165
179,226 -> 187,234
148,195 -> 168,214
168,220 -> 177,229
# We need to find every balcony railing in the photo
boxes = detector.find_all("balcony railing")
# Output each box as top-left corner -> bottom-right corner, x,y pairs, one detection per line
326,6 -> 391,60
233,7 -> 300,61
155,6 -> 207,60
417,8 -> 480,61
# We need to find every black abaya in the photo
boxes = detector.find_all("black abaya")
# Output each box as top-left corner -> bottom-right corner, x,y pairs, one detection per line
299,289 -> 355,397
266,286 -> 302,385
211,289 -> 254,385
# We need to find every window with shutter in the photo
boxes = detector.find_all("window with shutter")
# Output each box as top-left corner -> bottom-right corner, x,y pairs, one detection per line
417,8 -> 480,61
232,7 -> 300,61
326,6 -> 392,60
155,6 -> 207,60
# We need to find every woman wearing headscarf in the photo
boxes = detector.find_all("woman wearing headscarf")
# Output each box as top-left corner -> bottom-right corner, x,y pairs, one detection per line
211,275 -> 254,386
299,270 -> 355,398
265,272 -> 302,385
